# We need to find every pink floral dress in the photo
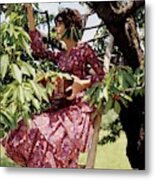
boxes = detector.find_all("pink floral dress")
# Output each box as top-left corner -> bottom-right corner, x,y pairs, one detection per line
2,30 -> 105,168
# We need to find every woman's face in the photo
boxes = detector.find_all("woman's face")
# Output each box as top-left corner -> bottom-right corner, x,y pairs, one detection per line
55,20 -> 66,40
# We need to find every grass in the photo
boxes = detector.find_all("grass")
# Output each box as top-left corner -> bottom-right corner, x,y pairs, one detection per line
78,131 -> 132,169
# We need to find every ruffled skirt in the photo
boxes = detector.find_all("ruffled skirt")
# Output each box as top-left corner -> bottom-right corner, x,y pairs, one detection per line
2,101 -> 94,168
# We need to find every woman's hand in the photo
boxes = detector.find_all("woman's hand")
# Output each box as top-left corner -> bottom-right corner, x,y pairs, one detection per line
66,76 -> 91,100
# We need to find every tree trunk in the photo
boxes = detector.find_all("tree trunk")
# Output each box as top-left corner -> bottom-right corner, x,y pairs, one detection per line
86,114 -> 102,168
87,1 -> 145,169
120,95 -> 145,170
86,1 -> 144,70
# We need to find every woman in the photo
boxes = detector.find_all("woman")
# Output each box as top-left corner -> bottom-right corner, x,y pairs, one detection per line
2,8 -> 105,168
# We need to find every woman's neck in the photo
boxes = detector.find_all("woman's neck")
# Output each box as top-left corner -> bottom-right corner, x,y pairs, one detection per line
63,38 -> 77,54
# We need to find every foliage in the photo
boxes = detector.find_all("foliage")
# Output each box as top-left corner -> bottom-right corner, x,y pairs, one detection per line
99,109 -> 122,145
0,12 -> 40,137
0,5 -> 70,138
0,4 -> 39,30
85,5 -> 145,145
93,24 -> 109,56
0,156 -> 17,167
84,65 -> 144,144
84,65 -> 144,110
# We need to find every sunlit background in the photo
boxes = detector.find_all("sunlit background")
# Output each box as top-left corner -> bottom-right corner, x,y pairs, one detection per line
38,2 -> 101,42
0,2 -> 101,42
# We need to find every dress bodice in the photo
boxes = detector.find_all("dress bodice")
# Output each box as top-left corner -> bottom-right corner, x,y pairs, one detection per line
57,43 -> 88,78
29,29 -> 105,83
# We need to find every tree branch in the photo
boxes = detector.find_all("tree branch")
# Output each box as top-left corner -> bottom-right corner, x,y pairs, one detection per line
110,1 -> 134,15
83,23 -> 104,31
104,34 -> 114,72
86,0 -> 145,70
86,34 -> 107,43
86,111 -> 102,169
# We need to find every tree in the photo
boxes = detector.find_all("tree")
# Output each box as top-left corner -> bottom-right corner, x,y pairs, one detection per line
86,1 -> 145,169
0,4 -> 71,139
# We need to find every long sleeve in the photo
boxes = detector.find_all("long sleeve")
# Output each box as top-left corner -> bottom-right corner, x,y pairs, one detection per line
85,43 -> 105,84
29,29 -> 61,62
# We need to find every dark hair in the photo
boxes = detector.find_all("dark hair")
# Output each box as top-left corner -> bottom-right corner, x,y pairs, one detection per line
54,8 -> 83,30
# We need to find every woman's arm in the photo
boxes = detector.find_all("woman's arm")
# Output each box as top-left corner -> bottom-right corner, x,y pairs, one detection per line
29,29 -> 61,62
25,4 -> 61,62
85,43 -> 105,84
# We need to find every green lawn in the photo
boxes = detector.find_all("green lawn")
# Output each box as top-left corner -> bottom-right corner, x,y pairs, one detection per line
78,131 -> 132,169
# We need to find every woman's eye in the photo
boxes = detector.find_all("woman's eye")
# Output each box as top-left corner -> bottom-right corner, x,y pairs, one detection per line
56,21 -> 62,27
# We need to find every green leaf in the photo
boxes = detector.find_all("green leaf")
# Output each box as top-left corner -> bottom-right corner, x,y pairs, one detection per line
62,29 -> 71,39
120,93 -> 132,102
32,98 -> 40,111
18,27 -> 30,41
22,105 -> 31,125
122,70 -> 135,87
118,71 -> 128,90
114,101 -> 121,114
25,93 -> 33,104
120,97 -> 128,108
1,86 -> 13,105
29,80 -> 41,100
23,88 -> 33,102
126,74 -> 136,87
25,62 -> 35,78
0,129 -> 5,138
18,60 -> 35,78
9,23 -> 14,37
8,102 -> 18,115
11,86 -> 19,102
118,72 -> 124,89
18,85 -> 25,104
37,84 -> 49,102
76,28 -> 82,40
104,97 -> 113,113
18,61 -> 30,76
19,35 -> 31,56
11,64 -> 22,83
84,85 -> 97,100
0,109 -> 13,128
103,86 -> 109,102
0,114 -> 7,128
70,27 -> 74,40
0,54 -> 9,79
46,82 -> 54,96
9,12 -> 19,22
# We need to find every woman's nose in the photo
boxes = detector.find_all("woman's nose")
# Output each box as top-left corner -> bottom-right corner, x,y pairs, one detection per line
55,26 -> 59,33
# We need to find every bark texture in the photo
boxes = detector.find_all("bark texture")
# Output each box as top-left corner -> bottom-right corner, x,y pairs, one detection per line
87,1 -> 145,169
